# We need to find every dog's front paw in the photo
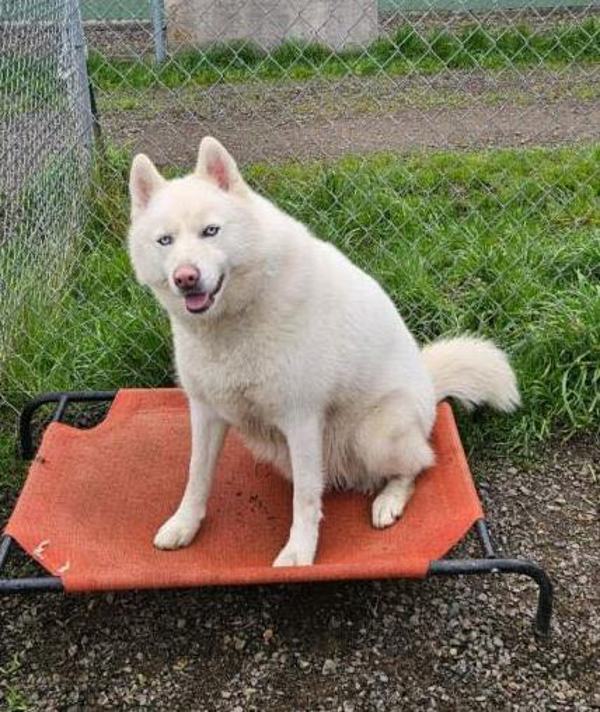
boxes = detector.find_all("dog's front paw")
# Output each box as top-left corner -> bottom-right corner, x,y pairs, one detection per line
153,513 -> 201,550
273,541 -> 316,567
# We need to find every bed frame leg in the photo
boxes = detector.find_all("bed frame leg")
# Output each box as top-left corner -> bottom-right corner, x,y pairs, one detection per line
429,557 -> 553,637
521,561 -> 553,637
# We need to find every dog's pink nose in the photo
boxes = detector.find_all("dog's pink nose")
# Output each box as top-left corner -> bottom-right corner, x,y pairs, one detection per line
174,265 -> 200,290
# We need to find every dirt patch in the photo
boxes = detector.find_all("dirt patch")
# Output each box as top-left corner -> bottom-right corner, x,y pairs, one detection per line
84,21 -> 155,60
1,432 -> 598,710
380,6 -> 600,33
96,66 -> 600,167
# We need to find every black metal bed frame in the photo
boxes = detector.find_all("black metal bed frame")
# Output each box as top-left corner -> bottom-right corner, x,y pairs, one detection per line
0,391 -> 554,636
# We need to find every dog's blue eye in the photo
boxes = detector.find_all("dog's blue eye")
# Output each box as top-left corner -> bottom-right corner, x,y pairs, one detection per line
201,225 -> 220,238
157,235 -> 173,246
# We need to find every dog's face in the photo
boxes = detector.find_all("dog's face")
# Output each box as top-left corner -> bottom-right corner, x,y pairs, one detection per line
128,137 -> 264,322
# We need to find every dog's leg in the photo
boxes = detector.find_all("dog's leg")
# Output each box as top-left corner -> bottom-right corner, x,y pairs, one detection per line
368,427 -> 434,528
154,399 -> 228,549
356,398 -> 435,529
273,417 -> 323,567
372,476 -> 416,528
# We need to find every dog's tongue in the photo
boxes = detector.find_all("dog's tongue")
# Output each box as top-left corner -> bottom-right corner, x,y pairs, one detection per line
185,292 -> 210,312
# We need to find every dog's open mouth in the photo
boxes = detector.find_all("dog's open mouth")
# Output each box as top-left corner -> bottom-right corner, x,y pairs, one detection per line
184,274 -> 225,314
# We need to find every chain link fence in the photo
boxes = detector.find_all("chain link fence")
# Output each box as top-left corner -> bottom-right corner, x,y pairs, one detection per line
1,0 -> 95,414
1,0 -> 598,456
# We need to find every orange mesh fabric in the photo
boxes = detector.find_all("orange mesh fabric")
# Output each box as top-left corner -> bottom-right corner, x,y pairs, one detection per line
5,389 -> 483,592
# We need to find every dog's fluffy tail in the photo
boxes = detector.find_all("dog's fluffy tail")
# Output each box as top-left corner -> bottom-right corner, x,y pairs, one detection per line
422,336 -> 520,412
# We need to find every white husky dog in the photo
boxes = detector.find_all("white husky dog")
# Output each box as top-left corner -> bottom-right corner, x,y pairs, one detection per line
128,137 -> 520,567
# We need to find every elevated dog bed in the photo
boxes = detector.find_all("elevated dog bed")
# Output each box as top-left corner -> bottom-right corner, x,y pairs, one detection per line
1,389 -> 553,635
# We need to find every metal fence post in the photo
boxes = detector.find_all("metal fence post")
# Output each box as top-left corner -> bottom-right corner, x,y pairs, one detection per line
66,0 -> 94,157
151,0 -> 167,63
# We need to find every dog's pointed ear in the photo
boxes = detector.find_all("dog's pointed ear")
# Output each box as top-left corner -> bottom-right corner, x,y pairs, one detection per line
195,137 -> 246,195
129,154 -> 165,218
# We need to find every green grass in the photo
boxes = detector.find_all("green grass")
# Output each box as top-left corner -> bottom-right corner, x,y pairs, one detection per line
1,144 -> 599,483
88,20 -> 600,90
0,54 -> 66,115
1,149 -> 172,401
0,151 -> 91,392
251,148 -> 600,452
0,655 -> 29,711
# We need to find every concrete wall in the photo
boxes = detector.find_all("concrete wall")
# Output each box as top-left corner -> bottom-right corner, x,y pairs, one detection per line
166,0 -> 379,50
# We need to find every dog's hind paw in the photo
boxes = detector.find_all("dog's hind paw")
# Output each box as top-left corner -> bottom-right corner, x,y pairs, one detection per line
371,478 -> 415,529
372,494 -> 405,529
153,513 -> 201,550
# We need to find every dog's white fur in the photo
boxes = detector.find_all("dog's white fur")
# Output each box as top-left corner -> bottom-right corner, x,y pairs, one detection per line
128,137 -> 520,567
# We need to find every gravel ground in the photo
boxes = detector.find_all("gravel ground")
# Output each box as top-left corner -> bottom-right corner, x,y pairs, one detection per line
1,431 -> 598,710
